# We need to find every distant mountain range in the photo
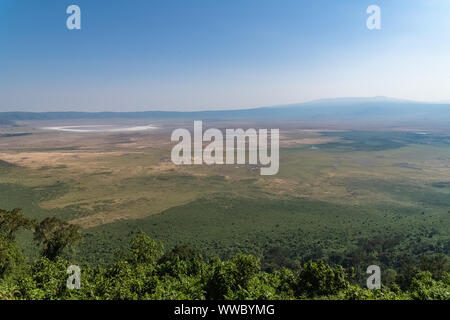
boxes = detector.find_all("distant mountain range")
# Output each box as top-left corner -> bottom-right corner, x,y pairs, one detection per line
1,97 -> 450,124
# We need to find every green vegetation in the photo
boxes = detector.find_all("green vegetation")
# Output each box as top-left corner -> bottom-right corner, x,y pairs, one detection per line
1,129 -> 450,300
0,209 -> 449,300
78,195 -> 449,277
320,131 -> 450,152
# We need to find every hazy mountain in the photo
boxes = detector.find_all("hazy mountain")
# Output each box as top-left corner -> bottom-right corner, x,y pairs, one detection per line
258,97 -> 449,118
1,97 -> 450,124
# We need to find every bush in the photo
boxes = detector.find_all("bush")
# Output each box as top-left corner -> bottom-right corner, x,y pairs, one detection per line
295,261 -> 350,298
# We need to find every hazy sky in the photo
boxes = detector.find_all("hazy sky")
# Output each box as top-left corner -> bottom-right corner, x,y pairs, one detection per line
1,0 -> 449,111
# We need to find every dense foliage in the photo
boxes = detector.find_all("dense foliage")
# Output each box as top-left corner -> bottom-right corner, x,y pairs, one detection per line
0,208 -> 449,300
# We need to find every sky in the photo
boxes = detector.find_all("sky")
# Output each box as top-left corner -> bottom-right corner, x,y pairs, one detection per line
1,0 -> 450,112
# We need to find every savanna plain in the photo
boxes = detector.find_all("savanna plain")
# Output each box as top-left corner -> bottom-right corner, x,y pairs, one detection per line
1,118 -> 449,296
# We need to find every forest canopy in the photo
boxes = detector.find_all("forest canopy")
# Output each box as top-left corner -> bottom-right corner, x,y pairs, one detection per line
0,208 -> 449,300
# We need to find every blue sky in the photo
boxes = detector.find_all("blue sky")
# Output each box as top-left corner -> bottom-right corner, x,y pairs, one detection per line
1,0 -> 449,111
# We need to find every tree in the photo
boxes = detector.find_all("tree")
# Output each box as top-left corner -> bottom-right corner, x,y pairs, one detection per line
160,245 -> 202,264
0,208 -> 31,278
159,245 -> 204,276
205,254 -> 260,299
0,236 -> 25,278
0,208 -> 33,241
419,253 -> 449,280
409,271 -> 450,300
126,231 -> 164,266
295,261 -> 350,298
34,217 -> 81,260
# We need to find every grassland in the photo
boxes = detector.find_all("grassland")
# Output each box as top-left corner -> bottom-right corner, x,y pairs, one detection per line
0,120 -> 449,274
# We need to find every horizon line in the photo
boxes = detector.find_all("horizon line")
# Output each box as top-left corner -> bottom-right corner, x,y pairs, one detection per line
2,96 -> 450,114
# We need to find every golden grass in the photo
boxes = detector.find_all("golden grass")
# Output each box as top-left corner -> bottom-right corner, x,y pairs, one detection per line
2,122 -> 450,229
